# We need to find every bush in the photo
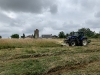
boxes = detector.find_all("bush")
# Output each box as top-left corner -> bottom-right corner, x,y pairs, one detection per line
11,34 -> 19,38
92,34 -> 100,38
0,36 -> 2,38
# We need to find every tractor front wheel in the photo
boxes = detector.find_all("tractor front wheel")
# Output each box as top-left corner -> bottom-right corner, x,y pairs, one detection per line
69,40 -> 76,46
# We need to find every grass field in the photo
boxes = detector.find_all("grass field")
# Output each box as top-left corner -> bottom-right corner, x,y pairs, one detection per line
0,38 -> 100,75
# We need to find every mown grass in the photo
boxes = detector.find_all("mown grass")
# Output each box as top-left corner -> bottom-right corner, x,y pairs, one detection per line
0,38 -> 100,75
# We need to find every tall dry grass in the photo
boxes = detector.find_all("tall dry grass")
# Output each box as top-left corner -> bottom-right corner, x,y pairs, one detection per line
0,38 -> 61,49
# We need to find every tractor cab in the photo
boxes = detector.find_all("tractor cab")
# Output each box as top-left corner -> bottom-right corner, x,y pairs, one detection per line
73,32 -> 84,37
67,32 -> 85,40
72,32 -> 84,39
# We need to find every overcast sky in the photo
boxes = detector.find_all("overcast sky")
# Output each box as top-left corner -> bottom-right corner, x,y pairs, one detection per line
0,0 -> 100,38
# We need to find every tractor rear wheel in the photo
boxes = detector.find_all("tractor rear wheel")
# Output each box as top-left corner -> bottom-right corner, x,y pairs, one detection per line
69,40 -> 76,46
82,39 -> 87,46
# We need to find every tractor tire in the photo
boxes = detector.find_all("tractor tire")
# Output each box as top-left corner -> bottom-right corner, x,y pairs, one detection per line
82,39 -> 87,46
69,40 -> 76,46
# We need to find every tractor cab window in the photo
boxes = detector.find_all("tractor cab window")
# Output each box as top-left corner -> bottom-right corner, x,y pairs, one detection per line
73,32 -> 84,37
73,32 -> 79,36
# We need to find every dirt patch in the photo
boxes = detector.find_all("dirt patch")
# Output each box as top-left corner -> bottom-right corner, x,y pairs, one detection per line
42,60 -> 99,75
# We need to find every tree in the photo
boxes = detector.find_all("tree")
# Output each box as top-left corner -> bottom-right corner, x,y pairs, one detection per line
70,31 -> 74,36
23,33 -> 25,38
65,33 -> 69,38
11,34 -> 19,38
0,36 -> 2,39
78,28 -> 95,37
21,33 -> 25,39
58,31 -> 65,38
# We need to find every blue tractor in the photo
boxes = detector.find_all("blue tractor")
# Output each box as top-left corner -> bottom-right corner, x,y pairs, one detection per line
64,32 -> 89,46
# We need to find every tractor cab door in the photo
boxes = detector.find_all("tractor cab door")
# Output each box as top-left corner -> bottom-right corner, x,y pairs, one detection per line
78,32 -> 84,40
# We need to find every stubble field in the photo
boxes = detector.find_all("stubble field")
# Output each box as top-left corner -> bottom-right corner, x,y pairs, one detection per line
0,38 -> 100,75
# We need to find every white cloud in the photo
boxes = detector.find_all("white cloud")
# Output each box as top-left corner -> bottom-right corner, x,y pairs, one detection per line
3,11 -> 17,19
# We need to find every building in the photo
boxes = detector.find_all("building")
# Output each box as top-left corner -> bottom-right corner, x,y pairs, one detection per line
34,29 -> 39,38
26,34 -> 34,38
41,34 -> 52,38
52,35 -> 58,38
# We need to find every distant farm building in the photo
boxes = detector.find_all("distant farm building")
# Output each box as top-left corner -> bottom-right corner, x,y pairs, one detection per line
34,29 -> 39,38
26,35 -> 34,38
52,35 -> 58,38
42,34 -> 52,38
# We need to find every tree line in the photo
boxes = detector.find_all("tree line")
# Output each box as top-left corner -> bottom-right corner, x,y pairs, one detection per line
10,33 -> 34,39
58,28 -> 100,38
0,28 -> 100,39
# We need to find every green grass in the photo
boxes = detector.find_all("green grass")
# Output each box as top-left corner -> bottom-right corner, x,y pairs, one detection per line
0,39 -> 100,75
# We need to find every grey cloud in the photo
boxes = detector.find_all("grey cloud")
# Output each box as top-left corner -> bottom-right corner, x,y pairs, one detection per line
79,0 -> 100,12
0,11 -> 12,23
50,4 -> 58,14
22,25 -> 41,34
41,27 -> 60,35
47,20 -> 81,33
0,26 -> 23,38
62,22 -> 81,33
63,22 -> 79,28
69,0 -> 79,5
69,0 -> 98,11
95,11 -> 100,18
68,0 -> 96,7
21,19 -> 61,36
21,22 -> 46,34
0,0 -> 58,14
9,19 -> 26,27
0,27 -> 11,33
85,19 -> 100,28
80,0 -> 96,8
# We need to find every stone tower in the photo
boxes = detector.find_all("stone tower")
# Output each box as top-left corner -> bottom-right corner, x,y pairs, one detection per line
34,29 -> 39,38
